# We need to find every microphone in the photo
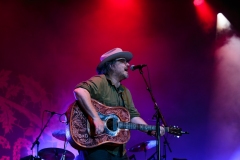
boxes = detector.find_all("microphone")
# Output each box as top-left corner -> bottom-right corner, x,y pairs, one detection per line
130,64 -> 147,71
45,110 -> 62,115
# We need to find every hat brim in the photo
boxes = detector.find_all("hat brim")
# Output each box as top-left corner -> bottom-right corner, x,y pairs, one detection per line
97,51 -> 133,70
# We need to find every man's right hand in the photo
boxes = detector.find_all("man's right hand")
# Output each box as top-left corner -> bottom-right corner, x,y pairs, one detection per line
74,88 -> 105,135
93,117 -> 105,135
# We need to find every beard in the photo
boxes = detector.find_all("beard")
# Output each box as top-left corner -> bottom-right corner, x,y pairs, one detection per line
119,71 -> 129,81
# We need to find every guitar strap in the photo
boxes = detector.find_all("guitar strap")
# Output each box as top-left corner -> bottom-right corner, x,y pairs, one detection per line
119,91 -> 126,156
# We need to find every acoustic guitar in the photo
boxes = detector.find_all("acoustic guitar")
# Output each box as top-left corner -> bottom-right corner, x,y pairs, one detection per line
65,99 -> 182,150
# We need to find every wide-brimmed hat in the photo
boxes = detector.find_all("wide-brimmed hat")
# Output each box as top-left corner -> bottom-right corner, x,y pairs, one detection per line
97,48 -> 133,70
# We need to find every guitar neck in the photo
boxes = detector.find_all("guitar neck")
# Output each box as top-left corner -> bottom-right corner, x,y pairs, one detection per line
118,122 -> 166,132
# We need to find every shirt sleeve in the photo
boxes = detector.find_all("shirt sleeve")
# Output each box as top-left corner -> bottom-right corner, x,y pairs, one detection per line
75,75 -> 104,99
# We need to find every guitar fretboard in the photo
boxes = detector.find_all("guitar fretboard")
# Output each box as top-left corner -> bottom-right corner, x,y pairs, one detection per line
118,122 -> 156,131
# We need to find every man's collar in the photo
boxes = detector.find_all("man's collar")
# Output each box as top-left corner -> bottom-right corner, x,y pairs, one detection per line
105,75 -> 124,92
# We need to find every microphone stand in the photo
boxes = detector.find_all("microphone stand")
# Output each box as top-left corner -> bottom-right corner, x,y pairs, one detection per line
147,151 -> 156,160
162,135 -> 172,160
31,112 -> 55,159
60,137 -> 68,160
138,67 -> 168,160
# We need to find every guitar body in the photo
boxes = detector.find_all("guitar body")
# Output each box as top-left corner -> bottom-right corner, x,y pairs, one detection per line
65,99 -> 131,150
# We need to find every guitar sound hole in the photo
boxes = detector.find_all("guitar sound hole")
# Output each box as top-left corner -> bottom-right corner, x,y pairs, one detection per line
106,118 -> 117,131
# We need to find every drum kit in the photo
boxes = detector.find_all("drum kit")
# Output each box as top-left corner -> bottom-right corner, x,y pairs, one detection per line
129,140 -> 156,152
128,140 -> 157,160
21,128 -> 157,160
20,129 -> 75,160
38,147 -> 75,160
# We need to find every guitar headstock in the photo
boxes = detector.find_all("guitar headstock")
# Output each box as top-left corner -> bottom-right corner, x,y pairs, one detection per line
168,126 -> 188,137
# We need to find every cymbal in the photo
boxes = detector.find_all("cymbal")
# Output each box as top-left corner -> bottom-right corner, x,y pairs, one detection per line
52,130 -> 66,141
128,140 -> 156,152
38,148 -> 75,160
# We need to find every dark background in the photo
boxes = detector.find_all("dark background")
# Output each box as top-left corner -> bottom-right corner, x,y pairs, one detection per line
0,0 -> 240,159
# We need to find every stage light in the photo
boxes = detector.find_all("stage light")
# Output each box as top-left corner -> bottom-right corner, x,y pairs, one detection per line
194,0 -> 215,32
194,0 -> 204,6
217,13 -> 231,33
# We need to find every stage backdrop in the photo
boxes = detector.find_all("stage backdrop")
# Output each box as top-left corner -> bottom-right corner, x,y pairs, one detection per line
1,0 -> 240,160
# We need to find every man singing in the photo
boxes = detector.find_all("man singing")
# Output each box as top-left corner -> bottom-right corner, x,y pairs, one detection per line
74,48 -> 165,160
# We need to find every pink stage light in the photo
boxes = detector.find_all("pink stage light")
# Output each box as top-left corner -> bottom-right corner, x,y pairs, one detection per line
194,0 -> 204,6
194,0 -> 215,32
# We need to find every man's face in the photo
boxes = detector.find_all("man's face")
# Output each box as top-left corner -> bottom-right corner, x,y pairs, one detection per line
112,58 -> 130,81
